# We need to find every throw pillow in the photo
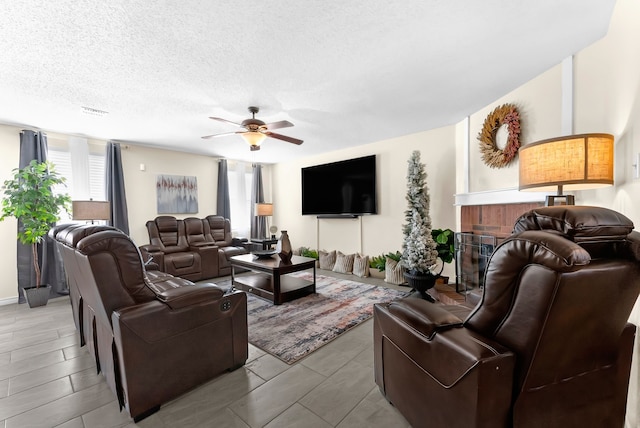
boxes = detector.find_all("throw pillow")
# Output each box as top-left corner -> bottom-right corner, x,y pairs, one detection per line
318,250 -> 337,270
333,251 -> 355,274
385,257 -> 405,285
353,253 -> 370,277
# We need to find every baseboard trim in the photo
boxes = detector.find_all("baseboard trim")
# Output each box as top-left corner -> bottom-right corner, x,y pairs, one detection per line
0,296 -> 19,306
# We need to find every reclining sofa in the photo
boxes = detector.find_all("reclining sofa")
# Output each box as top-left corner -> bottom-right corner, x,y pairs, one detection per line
140,215 -> 248,281
51,223 -> 248,421
374,205 -> 640,428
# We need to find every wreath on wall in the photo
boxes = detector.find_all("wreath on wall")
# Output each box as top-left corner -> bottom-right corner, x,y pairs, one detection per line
478,103 -> 521,168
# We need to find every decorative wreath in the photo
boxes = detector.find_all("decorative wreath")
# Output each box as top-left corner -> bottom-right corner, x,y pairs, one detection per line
478,103 -> 521,168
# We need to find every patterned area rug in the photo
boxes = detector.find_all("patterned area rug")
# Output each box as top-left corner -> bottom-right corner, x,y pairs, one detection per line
236,272 -> 408,364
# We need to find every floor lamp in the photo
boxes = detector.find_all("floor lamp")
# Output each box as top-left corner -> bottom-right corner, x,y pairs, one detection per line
519,133 -> 614,206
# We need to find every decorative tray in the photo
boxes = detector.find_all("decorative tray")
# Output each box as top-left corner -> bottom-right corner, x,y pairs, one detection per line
252,250 -> 277,259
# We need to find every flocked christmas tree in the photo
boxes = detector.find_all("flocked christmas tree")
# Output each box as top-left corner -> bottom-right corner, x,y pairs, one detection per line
401,150 -> 439,276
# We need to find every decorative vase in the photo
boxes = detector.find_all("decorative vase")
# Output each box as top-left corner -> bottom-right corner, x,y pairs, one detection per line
404,271 -> 437,301
276,230 -> 292,263
22,285 -> 51,308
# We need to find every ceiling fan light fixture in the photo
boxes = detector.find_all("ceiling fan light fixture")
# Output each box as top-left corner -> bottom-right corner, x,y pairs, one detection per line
241,131 -> 267,147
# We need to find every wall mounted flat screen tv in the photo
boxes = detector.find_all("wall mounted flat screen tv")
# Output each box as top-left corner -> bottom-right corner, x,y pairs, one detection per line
301,155 -> 377,216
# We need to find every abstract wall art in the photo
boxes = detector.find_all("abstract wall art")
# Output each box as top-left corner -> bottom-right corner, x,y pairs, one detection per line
156,174 -> 199,214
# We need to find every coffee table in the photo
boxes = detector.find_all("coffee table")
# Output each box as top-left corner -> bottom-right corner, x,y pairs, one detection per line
230,254 -> 316,305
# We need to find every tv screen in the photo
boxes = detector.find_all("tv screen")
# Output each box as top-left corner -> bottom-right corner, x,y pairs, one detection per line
301,155 -> 377,216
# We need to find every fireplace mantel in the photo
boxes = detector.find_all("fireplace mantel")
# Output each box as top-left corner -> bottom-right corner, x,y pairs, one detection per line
454,188 -> 549,206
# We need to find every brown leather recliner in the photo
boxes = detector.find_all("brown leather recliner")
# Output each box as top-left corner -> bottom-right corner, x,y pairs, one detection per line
52,224 -> 248,421
374,206 -> 640,428
141,216 -> 248,280
203,215 -> 249,276
141,216 -> 204,281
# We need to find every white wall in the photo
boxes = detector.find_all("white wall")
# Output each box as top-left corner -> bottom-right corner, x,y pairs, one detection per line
458,0 -> 640,222
119,144 -> 220,246
466,64 -> 563,194
572,0 -> 640,222
273,125 -> 457,278
0,125 -> 20,301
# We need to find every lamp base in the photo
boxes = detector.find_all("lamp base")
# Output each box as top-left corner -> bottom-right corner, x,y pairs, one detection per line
545,194 -> 575,206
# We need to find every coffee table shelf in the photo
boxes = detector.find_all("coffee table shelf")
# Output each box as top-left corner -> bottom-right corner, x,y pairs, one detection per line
230,254 -> 316,305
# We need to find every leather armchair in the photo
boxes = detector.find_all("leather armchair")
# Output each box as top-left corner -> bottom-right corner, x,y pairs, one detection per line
374,206 -> 640,428
53,224 -> 248,421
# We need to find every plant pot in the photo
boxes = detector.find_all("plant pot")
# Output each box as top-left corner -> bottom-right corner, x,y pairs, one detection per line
369,268 -> 385,279
404,271 -> 437,299
436,276 -> 449,285
22,285 -> 51,308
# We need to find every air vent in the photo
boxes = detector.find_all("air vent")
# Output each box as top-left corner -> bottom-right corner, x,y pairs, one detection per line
81,106 -> 109,117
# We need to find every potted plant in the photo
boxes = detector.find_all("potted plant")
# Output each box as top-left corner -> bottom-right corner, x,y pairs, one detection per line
1,160 -> 71,307
432,228 -> 455,283
401,150 -> 440,300
369,251 -> 401,279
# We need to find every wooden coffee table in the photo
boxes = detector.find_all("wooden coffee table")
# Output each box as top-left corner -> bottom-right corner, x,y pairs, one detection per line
230,254 -> 316,305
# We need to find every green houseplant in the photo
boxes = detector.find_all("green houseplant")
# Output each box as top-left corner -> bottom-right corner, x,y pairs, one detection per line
431,228 -> 455,282
1,160 -> 71,307
401,150 -> 440,299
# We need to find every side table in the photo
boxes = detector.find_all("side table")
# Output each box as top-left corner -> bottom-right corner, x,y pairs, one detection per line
251,237 -> 278,250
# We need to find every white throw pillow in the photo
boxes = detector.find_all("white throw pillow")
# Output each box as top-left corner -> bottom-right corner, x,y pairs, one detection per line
352,253 -> 370,278
318,250 -> 337,270
333,251 -> 355,274
384,257 -> 405,285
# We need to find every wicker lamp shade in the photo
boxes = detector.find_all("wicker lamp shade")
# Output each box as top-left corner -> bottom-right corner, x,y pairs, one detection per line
72,200 -> 111,221
519,133 -> 614,205
255,203 -> 273,216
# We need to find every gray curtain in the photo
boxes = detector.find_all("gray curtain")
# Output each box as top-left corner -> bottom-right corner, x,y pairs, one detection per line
217,159 -> 231,219
105,141 -> 129,235
17,130 -> 67,302
251,164 -> 266,239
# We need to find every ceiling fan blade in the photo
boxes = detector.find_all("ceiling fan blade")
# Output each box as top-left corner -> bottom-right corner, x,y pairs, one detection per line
265,132 -> 304,145
201,131 -> 241,139
208,116 -> 244,127
264,120 -> 294,130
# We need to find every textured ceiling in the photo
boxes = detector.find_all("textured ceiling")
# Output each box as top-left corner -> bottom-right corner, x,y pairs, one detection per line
0,1 -> 616,164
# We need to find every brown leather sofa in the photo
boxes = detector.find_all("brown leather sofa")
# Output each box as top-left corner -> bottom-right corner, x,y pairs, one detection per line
374,205 -> 640,428
52,224 -> 248,421
140,215 -> 247,280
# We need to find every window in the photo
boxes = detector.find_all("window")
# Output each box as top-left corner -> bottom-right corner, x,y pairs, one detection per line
227,161 -> 252,238
48,138 -> 106,223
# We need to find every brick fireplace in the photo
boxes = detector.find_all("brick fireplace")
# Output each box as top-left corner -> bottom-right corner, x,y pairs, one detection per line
460,202 -> 544,241
456,202 -> 544,299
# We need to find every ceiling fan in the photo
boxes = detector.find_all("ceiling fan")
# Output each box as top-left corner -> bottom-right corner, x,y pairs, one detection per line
202,106 -> 303,151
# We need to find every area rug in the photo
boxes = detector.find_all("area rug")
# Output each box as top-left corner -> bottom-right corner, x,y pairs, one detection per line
221,272 -> 409,364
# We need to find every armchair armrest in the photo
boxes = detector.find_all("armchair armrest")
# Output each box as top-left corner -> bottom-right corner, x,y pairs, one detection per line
374,301 -> 514,388
112,290 -> 248,419
139,244 -> 165,272
387,298 -> 462,339
232,237 -> 248,246
113,290 -> 246,343
140,244 -> 162,253
155,283 -> 224,309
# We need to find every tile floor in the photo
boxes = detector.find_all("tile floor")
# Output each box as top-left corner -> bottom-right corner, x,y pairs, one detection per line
0,272 -> 462,427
